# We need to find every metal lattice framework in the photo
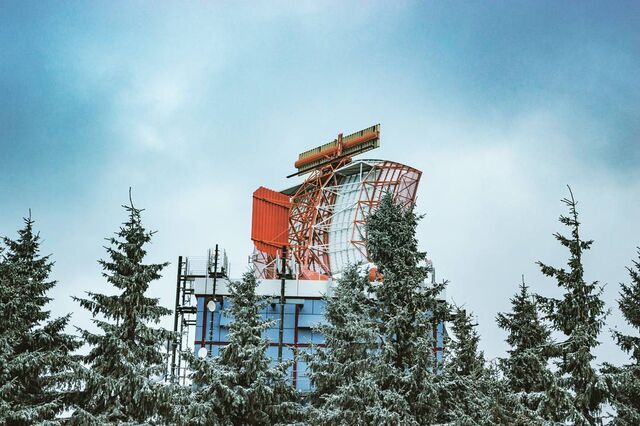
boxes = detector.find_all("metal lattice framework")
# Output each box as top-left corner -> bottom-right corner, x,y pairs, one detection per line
288,157 -> 352,279
254,159 -> 421,279
251,248 -> 277,279
309,160 -> 421,275
350,160 -> 421,261
250,125 -> 422,279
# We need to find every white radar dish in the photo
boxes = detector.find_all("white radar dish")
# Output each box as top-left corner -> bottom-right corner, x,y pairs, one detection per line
197,347 -> 208,358
207,300 -> 216,312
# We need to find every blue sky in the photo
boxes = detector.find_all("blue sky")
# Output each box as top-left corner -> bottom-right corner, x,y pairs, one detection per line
1,1 -> 639,363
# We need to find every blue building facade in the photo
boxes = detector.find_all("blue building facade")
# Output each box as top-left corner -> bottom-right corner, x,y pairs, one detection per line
194,295 -> 326,390
191,284 -> 445,391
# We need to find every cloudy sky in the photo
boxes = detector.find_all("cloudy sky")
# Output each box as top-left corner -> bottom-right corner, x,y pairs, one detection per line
1,1 -> 639,364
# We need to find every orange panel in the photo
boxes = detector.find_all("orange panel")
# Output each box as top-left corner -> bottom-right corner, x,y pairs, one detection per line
251,187 -> 291,256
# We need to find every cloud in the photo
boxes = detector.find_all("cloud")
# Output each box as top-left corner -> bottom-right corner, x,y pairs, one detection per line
1,1 -> 638,366
408,103 -> 640,364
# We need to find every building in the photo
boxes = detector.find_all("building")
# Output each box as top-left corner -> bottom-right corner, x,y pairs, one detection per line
170,124 -> 444,389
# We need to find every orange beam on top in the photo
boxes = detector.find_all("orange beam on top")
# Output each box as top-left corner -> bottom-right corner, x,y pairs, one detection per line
293,130 -> 379,170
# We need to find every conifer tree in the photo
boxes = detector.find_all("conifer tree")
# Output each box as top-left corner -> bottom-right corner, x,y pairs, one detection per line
307,194 -> 444,424
306,265 -> 393,425
442,307 -> 541,425
445,308 -> 485,379
606,249 -> 640,424
70,195 -> 174,424
365,193 -> 446,424
496,277 -> 551,410
0,214 -> 81,425
439,307 -> 487,423
171,272 -> 302,425
536,187 -> 607,425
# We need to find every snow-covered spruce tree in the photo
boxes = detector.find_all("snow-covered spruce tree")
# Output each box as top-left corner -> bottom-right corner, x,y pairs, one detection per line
171,271 -> 302,426
536,187 -> 607,425
442,307 -> 542,425
496,277 -> 551,410
605,249 -> 640,425
305,265 -> 394,425
70,196 -> 174,425
0,214 -> 81,425
439,306 -> 487,424
364,193 -> 447,424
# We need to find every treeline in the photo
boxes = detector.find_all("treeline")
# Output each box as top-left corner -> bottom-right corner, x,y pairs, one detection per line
0,189 -> 638,425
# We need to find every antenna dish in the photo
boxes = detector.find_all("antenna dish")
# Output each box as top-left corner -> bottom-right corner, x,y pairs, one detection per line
198,347 -> 208,358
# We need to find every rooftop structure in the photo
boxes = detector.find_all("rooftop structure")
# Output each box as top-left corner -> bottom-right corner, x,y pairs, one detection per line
251,124 -> 421,280
170,124 -> 443,389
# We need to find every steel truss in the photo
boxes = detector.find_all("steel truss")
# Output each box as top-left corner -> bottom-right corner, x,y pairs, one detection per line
254,159 -> 421,279
350,161 -> 421,259
288,157 -> 352,279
